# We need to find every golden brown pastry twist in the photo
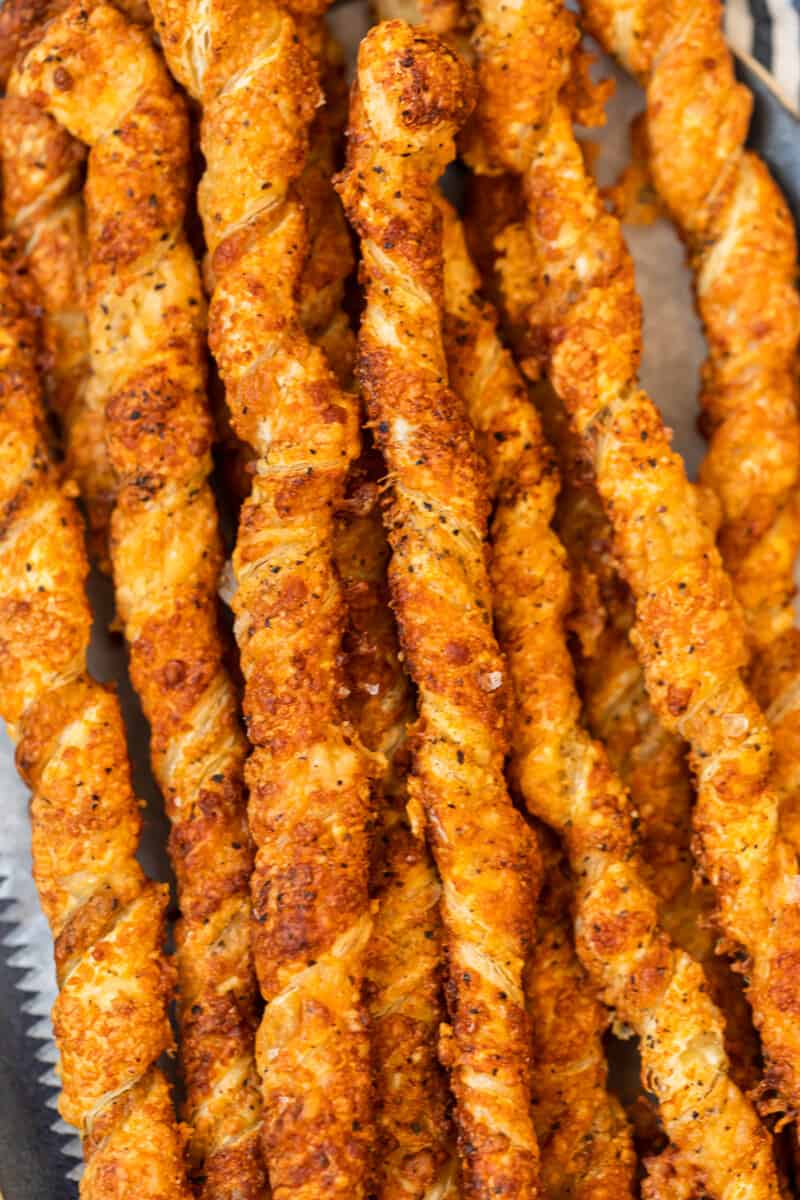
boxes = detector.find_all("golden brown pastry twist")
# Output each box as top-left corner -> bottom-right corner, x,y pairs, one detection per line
338,24 -> 541,1199
580,0 -> 800,653
335,453 -> 458,1200
305,65 -> 455,1186
580,0 -> 800,859
467,0 -> 800,1138
526,832 -> 636,1200
440,199 -> 636,1200
0,240 -> 190,1200
558,486 -> 761,1095
0,99 -> 115,568
465,165 -> 762,1107
297,42 -> 457,1192
295,37 -> 456,1190
11,6 -> 266,1196
440,193 -> 778,1198
148,2 -> 376,1196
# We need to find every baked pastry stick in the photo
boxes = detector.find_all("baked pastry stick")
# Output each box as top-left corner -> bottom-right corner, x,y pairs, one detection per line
467,0 -> 800,1133
466,171 -> 763,1105
359,7 -> 632,1176
217,22 -> 356,501
0,241 -> 190,1199
440,199 -> 635,1200
214,30 -> 451,1189
440,193 -> 780,1197
11,7 -> 266,1196
338,23 -> 541,1199
578,0 -> 800,858
469,179 -> 770,1183
207,19 -> 455,1187
335,455 -> 458,1200
0,100 -> 113,568
339,23 -> 632,1182
147,2 -> 376,1196
0,0 -> 155,570
295,34 -> 458,1191
562,476 -> 763,1068
526,832 -> 636,1199
297,40 -> 457,1191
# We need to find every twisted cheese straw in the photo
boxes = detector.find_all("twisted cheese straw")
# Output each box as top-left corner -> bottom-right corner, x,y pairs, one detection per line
440,193 -> 779,1198
148,2 -> 376,1195
354,5 -> 634,1179
341,17 -> 633,1174
216,22 -> 357,503
335,453 -> 459,1200
338,24 -> 541,1199
294,37 -> 459,1192
302,44 -> 457,1189
439,200 -> 636,1200
296,41 -> 458,1190
0,99 -> 115,568
0,0 -> 162,572
0,240 -> 190,1200
11,6 -> 266,1196
465,169 -> 762,1103
525,830 -> 636,1199
561,492 -> 761,1092
207,22 -> 456,1186
467,0 -> 800,1135
578,0 -> 800,857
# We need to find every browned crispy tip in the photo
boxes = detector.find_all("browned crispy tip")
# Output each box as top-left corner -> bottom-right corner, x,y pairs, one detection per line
0,0 -> 59,85
0,0 -> 150,87
357,19 -> 475,151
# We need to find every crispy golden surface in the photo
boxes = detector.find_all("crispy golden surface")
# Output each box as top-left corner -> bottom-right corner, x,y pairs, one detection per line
581,0 -> 800,862
149,2 -> 375,1196
580,0 -> 800,646
441,192 -> 778,1197
0,243 -> 190,1200
466,162 -> 762,1113
297,28 -> 357,384
11,6 -> 265,1195
440,199 -> 635,1200
335,454 -> 458,1200
526,834 -> 635,1200
558,473 -> 761,1089
213,22 -> 356,505
338,23 -> 540,1199
466,0 -> 800,1150
301,47 -> 456,1193
0,97 -> 115,568
307,43 -> 456,1192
